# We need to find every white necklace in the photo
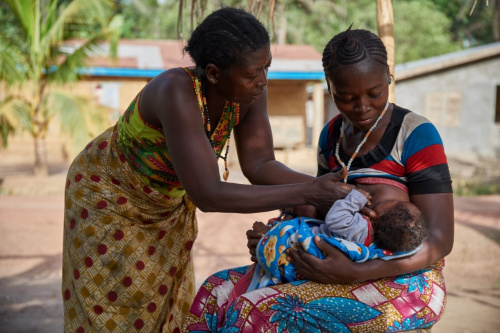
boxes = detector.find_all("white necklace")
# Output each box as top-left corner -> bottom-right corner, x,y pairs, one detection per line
335,100 -> 390,183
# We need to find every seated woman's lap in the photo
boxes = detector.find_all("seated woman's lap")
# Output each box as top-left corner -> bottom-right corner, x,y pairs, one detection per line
182,260 -> 446,333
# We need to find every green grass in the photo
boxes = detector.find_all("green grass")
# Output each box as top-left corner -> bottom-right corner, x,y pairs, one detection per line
453,179 -> 500,196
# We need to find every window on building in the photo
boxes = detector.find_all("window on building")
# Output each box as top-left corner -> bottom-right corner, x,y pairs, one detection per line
424,92 -> 462,126
94,82 -> 122,122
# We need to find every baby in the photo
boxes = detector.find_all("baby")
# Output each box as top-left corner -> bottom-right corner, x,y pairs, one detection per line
252,180 -> 428,286
318,186 -> 426,252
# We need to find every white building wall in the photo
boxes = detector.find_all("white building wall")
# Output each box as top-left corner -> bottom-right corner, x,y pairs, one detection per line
395,57 -> 500,160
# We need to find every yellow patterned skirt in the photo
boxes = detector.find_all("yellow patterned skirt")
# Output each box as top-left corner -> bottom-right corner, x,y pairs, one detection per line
62,126 -> 198,333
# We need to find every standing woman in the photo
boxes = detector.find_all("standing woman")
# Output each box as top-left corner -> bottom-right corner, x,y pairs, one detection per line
62,7 -> 349,333
184,27 -> 454,332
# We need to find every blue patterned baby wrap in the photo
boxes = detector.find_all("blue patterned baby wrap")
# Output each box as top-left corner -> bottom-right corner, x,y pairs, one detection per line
251,217 -> 422,290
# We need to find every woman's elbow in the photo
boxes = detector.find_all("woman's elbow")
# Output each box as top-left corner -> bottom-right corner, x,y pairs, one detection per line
186,188 -> 221,213
240,166 -> 260,184
442,235 -> 454,257
430,231 -> 454,259
190,196 -> 219,212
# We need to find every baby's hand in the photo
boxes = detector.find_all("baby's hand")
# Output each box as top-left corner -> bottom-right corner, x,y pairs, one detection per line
247,221 -> 270,263
354,189 -> 372,206
335,182 -> 372,205
252,221 -> 270,236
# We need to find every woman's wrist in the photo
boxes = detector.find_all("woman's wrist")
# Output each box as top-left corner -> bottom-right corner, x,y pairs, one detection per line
351,262 -> 367,283
278,209 -> 297,221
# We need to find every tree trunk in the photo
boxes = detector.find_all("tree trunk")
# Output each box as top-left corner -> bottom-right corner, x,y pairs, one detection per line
376,0 -> 395,102
494,3 -> 500,40
277,2 -> 287,45
34,135 -> 49,176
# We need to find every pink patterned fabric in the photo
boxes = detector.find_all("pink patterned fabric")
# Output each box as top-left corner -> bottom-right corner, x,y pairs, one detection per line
182,260 -> 446,332
355,177 -> 409,193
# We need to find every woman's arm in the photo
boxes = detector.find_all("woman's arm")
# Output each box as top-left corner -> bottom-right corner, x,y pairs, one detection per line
233,90 -> 313,185
141,69 -> 349,214
288,192 -> 454,283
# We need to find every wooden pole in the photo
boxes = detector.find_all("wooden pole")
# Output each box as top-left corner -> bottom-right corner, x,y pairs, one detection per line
377,0 -> 395,102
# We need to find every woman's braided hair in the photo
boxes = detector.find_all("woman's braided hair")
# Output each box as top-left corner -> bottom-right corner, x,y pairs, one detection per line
322,26 -> 388,79
184,7 -> 270,79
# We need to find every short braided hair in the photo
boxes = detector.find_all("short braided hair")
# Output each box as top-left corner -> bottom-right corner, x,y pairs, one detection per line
322,26 -> 388,79
184,7 -> 270,79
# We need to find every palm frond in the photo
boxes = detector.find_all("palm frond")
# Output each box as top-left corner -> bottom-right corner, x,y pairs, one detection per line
41,0 -> 115,58
0,0 -> 120,171
0,34 -> 29,85
51,29 -> 116,84
48,90 -> 110,155
0,94 -> 33,140
0,116 -> 15,148
4,0 -> 35,39
0,97 -> 21,145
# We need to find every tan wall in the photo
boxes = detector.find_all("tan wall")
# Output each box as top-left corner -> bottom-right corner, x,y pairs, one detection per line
267,80 -> 307,116
79,78 -> 310,119
75,77 -> 150,121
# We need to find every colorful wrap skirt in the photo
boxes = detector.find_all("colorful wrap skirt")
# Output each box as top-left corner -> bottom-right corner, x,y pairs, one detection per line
62,126 -> 198,333
182,260 -> 446,332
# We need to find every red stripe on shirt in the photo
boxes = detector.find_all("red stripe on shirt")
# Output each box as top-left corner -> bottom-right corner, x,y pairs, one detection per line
371,159 -> 406,177
406,144 -> 448,174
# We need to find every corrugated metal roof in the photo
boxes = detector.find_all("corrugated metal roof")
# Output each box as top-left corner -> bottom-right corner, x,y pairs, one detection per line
395,41 -> 500,80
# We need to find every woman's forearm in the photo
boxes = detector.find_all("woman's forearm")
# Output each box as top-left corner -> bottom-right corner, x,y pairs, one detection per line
243,159 -> 314,185
191,180 -> 310,213
353,235 -> 449,282
189,170 -> 348,214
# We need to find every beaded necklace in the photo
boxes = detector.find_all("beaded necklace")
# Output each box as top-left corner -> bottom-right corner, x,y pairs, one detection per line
335,100 -> 389,183
201,80 -> 232,181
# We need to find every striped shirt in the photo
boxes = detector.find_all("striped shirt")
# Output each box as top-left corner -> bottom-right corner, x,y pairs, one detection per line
317,105 -> 453,195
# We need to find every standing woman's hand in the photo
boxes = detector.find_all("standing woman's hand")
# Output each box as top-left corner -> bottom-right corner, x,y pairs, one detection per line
308,168 -> 348,218
309,168 -> 373,219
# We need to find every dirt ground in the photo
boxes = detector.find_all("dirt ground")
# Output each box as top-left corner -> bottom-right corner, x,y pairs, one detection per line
0,149 -> 500,332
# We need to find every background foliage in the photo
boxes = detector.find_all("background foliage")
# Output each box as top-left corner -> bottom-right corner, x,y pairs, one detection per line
117,0 -> 499,64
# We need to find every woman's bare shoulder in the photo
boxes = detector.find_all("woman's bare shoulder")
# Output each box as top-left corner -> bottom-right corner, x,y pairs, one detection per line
140,68 -> 195,126
144,68 -> 192,96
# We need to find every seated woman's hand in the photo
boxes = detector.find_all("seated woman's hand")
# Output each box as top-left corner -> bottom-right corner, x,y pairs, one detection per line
287,235 -> 361,284
246,221 -> 270,263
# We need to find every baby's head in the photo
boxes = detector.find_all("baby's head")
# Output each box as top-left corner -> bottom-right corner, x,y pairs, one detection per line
372,200 -> 428,252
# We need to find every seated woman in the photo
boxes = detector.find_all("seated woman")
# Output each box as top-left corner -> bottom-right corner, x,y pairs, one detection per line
182,27 -> 453,333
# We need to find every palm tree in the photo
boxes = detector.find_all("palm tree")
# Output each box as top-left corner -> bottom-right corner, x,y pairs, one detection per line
0,0 -> 121,175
